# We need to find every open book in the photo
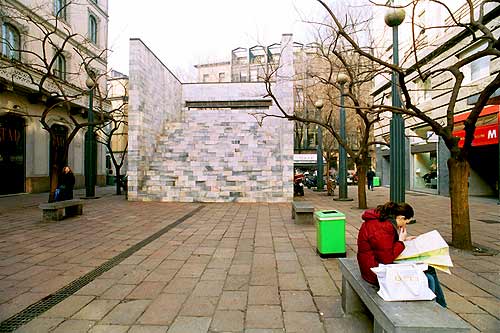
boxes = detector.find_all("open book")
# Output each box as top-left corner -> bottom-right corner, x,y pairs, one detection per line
395,230 -> 453,274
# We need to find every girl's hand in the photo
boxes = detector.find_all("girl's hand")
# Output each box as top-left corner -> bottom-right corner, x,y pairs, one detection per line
398,227 -> 407,242
406,236 -> 417,241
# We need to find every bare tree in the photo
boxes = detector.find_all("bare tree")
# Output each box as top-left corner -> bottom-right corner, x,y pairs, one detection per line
95,78 -> 128,195
255,8 -> 381,209
315,0 -> 500,250
0,1 -> 108,201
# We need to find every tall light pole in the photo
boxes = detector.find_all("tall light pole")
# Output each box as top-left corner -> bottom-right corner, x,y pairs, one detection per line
385,6 -> 406,203
335,73 -> 352,201
315,100 -> 325,191
85,76 -> 97,198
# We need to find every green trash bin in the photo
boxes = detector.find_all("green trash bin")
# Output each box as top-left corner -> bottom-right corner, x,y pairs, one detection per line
373,176 -> 380,187
315,210 -> 346,258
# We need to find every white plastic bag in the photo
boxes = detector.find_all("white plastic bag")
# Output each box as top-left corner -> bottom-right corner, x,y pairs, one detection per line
371,263 -> 436,301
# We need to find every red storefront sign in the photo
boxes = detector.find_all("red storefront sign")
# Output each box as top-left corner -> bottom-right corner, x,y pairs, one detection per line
453,123 -> 498,147
453,105 -> 499,148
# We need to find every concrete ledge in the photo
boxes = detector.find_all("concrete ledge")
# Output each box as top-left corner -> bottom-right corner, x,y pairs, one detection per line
39,199 -> 84,222
292,201 -> 314,224
338,258 -> 471,333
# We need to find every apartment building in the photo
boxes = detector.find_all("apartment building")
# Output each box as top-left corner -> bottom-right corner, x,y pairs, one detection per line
106,69 -> 128,179
372,0 -> 499,197
0,0 -> 109,194
194,61 -> 231,83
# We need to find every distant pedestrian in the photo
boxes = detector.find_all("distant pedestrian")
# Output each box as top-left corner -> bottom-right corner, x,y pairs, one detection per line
367,168 -> 376,191
55,166 -> 75,201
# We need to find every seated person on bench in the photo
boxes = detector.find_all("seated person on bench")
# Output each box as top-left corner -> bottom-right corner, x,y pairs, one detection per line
55,166 -> 75,201
356,201 -> 447,307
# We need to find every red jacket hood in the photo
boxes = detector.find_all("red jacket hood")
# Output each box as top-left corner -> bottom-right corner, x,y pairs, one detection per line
361,209 -> 380,221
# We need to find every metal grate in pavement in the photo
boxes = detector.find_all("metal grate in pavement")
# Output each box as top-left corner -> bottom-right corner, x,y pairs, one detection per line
0,205 -> 204,332
478,219 -> 499,224
406,193 -> 428,197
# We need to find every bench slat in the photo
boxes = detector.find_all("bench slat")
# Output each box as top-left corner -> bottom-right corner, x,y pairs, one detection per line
338,258 -> 470,332
39,199 -> 84,210
292,201 -> 314,212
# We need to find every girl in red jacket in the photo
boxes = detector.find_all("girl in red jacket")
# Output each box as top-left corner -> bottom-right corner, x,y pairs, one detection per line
357,201 -> 447,307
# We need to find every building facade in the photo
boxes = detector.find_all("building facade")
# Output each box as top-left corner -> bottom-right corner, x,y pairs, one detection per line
106,69 -> 128,179
0,0 -> 109,195
372,1 -> 499,197
194,61 -> 231,83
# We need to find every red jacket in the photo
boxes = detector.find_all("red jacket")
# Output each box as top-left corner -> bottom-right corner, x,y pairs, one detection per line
357,209 -> 405,284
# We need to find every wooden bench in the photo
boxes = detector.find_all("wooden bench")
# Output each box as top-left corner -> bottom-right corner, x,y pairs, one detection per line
39,199 -> 84,222
338,258 -> 471,333
291,201 -> 314,225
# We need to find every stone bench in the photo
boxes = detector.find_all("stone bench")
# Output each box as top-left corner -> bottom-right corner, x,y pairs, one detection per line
338,258 -> 470,333
291,201 -> 314,225
39,199 -> 84,222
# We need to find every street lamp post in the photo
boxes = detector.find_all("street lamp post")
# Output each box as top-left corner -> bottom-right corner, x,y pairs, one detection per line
315,100 -> 325,191
84,76 -> 97,198
385,6 -> 406,203
335,73 -> 352,201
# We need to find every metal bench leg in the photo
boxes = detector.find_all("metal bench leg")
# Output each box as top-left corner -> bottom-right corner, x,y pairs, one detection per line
341,276 -> 365,314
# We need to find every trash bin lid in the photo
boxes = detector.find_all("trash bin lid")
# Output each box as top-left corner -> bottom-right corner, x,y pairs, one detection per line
315,210 -> 345,220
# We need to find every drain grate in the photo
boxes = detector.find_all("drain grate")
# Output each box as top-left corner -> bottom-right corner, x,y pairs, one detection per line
478,219 -> 499,224
0,205 -> 204,332
406,193 -> 428,197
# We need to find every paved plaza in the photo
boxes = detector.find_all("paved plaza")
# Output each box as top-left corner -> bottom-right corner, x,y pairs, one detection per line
0,186 -> 498,332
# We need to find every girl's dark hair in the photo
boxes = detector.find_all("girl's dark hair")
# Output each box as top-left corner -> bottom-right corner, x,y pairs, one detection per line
376,201 -> 414,221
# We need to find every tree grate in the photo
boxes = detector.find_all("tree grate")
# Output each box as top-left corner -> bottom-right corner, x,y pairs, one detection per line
0,205 -> 205,332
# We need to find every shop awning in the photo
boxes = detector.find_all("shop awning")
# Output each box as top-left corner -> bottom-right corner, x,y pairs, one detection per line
453,105 -> 499,147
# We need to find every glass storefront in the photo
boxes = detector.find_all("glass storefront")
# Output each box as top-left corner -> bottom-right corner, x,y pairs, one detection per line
413,151 -> 437,191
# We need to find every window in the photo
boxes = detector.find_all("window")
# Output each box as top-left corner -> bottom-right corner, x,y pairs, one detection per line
1,23 -> 20,60
470,57 -> 490,81
416,10 -> 427,45
414,77 -> 432,104
413,151 -> 438,190
54,0 -> 67,20
88,15 -> 97,44
240,71 -> 248,82
459,43 -> 490,83
54,53 -> 66,80
202,74 -> 209,82
218,72 -> 225,82
250,70 -> 258,82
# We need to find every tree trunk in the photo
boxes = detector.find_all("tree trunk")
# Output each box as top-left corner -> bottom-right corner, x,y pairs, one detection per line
356,163 -> 367,209
448,157 -> 472,250
115,168 -> 122,195
326,159 -> 334,196
49,164 -> 59,202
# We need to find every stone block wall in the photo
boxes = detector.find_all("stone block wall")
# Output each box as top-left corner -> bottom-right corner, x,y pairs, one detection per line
128,35 -> 294,202
141,108 -> 293,202
128,39 -> 182,200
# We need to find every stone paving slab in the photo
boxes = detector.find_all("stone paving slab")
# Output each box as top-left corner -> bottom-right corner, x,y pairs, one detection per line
0,186 -> 498,332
